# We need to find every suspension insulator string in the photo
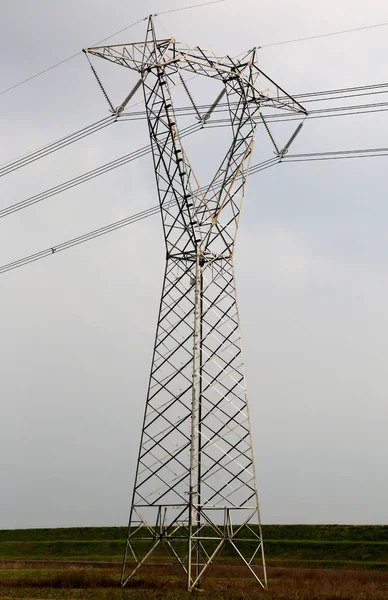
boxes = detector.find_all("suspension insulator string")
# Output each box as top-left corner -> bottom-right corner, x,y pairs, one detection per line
259,112 -> 280,155
85,53 -> 115,113
202,88 -> 226,121
178,72 -> 202,121
115,78 -> 143,115
279,120 -> 305,156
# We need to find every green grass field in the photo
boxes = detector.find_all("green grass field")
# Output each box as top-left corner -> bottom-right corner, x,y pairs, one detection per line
0,525 -> 387,568
1,526 -> 388,599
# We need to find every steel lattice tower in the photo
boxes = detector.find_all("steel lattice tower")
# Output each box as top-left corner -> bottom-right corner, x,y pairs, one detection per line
85,16 -> 306,591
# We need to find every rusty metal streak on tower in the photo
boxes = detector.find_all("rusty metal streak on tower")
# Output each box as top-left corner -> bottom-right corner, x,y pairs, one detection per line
84,16 -> 306,591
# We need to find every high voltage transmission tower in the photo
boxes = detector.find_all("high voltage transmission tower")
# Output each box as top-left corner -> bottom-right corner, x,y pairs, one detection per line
84,16 -> 307,591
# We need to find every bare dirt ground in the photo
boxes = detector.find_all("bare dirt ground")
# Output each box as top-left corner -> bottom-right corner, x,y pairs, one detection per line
2,561 -> 388,599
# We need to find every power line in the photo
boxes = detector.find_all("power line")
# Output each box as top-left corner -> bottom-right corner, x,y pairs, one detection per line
2,88 -> 384,182
120,98 -> 388,124
2,6 -> 387,100
0,116 -> 115,178
2,145 -> 388,277
291,81 -> 388,101
2,93 -> 387,220
262,105 -> 388,125
0,123 -> 201,221
260,19 -> 388,48
0,17 -> 145,98
2,78 -> 382,179
0,205 -> 161,276
106,81 -> 388,121
284,147 -> 388,162
0,52 -> 82,98
0,156 -> 279,277
112,81 -> 388,124
89,18 -> 146,46
0,0 -> 228,99
155,0 -> 228,15
0,121 -> 276,224
261,99 -> 388,124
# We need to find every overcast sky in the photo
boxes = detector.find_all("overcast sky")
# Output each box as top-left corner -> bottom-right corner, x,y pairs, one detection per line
1,0 -> 388,529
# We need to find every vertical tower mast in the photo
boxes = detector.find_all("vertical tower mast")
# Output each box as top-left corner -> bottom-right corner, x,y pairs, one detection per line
84,16 -> 306,591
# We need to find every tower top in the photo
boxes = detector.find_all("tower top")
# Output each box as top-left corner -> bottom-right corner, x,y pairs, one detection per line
84,16 -> 307,115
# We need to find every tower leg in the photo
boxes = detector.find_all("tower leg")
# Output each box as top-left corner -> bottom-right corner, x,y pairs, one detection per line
121,252 -> 266,589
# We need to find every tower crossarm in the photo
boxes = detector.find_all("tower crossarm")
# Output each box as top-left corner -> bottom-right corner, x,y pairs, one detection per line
83,38 -> 174,72
84,41 -> 306,116
251,63 -> 307,114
